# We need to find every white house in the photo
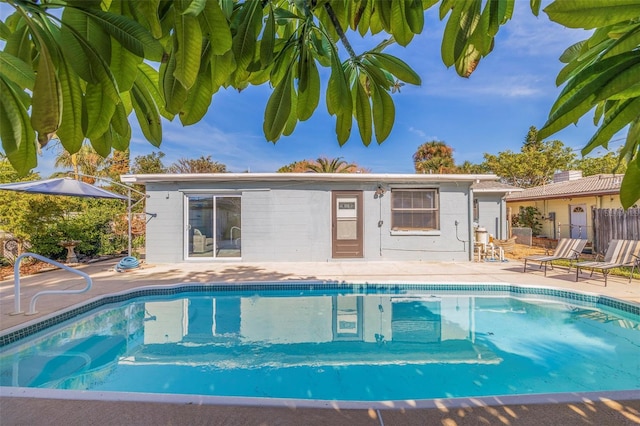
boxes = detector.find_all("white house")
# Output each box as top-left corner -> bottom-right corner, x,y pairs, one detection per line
121,173 -> 516,263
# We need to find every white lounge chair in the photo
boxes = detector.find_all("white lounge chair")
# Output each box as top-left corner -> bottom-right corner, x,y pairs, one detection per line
523,238 -> 587,276
575,239 -> 640,286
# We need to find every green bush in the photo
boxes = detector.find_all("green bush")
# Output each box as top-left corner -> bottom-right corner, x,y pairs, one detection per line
28,199 -> 129,260
512,206 -> 544,236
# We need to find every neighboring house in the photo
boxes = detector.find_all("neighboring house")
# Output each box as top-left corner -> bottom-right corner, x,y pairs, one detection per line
505,171 -> 625,242
121,173 -> 514,263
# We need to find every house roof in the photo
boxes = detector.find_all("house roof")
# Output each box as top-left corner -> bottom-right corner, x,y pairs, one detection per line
121,172 -> 500,186
505,174 -> 623,201
471,181 -> 523,193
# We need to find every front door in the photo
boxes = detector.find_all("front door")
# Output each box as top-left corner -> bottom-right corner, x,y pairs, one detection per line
569,204 -> 587,239
332,191 -> 363,258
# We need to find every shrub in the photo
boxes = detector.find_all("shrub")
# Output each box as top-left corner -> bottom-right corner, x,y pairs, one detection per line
513,206 -> 544,236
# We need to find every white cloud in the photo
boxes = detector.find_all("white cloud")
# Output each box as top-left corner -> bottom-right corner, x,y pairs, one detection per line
408,127 -> 427,138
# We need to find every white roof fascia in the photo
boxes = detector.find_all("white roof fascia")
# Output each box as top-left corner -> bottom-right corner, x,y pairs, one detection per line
121,173 -> 499,185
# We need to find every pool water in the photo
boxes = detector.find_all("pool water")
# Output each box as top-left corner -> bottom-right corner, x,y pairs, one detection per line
1,288 -> 639,401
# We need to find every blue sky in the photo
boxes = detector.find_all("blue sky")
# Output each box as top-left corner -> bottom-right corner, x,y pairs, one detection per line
31,3 -> 615,176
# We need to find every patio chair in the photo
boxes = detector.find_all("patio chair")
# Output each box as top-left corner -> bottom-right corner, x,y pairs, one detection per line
575,240 -> 640,286
523,238 -> 587,276
192,229 -> 214,253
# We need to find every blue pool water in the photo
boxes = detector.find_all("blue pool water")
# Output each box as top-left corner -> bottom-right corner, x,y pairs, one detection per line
1,286 -> 639,401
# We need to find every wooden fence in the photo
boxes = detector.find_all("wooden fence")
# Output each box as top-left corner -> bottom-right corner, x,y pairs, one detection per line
592,208 -> 640,254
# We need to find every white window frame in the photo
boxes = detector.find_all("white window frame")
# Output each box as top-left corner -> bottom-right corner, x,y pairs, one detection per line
390,189 -> 440,235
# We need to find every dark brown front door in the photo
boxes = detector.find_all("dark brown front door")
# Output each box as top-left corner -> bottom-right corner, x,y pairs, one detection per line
332,191 -> 363,258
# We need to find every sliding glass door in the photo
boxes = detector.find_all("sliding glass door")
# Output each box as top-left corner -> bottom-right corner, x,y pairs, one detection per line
186,195 -> 241,259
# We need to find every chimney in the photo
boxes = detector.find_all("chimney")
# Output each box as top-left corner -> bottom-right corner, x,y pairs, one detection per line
553,170 -> 582,183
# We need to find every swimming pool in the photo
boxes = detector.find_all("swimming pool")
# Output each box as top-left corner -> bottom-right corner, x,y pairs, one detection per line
1,283 -> 639,403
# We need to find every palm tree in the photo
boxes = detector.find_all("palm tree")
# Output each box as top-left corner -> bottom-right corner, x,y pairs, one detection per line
54,144 -> 109,182
306,157 -> 358,173
413,141 -> 456,174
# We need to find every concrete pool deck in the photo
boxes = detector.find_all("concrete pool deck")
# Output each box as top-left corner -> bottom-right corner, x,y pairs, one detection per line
2,258 -> 640,425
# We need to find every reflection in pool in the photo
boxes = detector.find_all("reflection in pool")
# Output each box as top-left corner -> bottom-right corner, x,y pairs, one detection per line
1,287 -> 639,401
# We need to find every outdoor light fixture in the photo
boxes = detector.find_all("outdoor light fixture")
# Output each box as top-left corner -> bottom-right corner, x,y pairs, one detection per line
374,184 -> 386,198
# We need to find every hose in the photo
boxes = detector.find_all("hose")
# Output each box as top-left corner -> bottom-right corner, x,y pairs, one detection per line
116,256 -> 139,272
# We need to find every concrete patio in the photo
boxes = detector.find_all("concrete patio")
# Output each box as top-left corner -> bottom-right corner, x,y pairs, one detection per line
1,258 -> 639,425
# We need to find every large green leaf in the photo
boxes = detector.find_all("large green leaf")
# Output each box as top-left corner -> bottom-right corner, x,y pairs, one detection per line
71,6 -> 164,60
4,23 -> 34,65
260,7 -> 276,67
263,66 -> 293,141
297,52 -> 320,121
539,53 -> 640,140
179,72 -> 213,126
110,36 -> 142,93
201,0 -> 232,55
404,0 -> 425,34
0,78 -> 37,174
596,63 -> 640,100
61,7 -> 112,67
0,78 -> 24,155
366,52 -> 421,85
0,52 -> 35,90
326,43 -> 352,116
545,0 -> 640,29
161,43 -> 189,115
30,42 -> 62,146
131,77 -> 162,147
354,78 -> 372,145
173,11 -> 202,89
110,100 -> 131,140
581,97 -> 640,155
133,0 -> 163,39
181,0 -> 207,17
136,62 -> 173,120
371,85 -> 395,143
55,59 -> 84,154
209,50 -> 237,90
440,0 -> 467,67
335,111 -> 352,146
85,82 -> 117,140
620,156 -> 640,209
232,1 -> 263,72
390,0 -> 414,46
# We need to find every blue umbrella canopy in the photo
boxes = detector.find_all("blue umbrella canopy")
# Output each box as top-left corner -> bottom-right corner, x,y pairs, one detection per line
0,178 -> 128,200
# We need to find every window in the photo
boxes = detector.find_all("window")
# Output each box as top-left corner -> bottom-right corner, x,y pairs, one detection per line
391,189 -> 439,231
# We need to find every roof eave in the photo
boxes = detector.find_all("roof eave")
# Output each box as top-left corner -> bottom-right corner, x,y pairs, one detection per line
121,173 -> 500,185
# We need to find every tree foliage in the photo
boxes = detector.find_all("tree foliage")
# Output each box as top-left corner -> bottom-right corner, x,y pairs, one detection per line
413,140 -> 456,174
168,155 -> 227,173
0,0 -> 638,206
277,159 -> 314,173
131,151 -> 167,174
577,150 -> 627,176
483,127 -> 576,188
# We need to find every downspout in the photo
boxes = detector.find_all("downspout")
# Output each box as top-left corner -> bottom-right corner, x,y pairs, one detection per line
468,186 -> 475,261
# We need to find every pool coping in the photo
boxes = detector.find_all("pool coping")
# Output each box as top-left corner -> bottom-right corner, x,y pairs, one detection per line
1,386 -> 640,410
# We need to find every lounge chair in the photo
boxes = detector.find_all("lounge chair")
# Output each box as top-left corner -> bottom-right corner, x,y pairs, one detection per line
575,239 -> 640,286
523,238 -> 587,276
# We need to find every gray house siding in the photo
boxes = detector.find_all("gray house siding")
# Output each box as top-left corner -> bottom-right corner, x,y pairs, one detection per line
143,181 -> 473,263
475,194 -> 507,240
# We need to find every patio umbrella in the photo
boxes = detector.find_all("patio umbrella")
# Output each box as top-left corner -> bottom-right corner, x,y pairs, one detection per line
0,177 -> 135,257
0,178 -> 128,199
